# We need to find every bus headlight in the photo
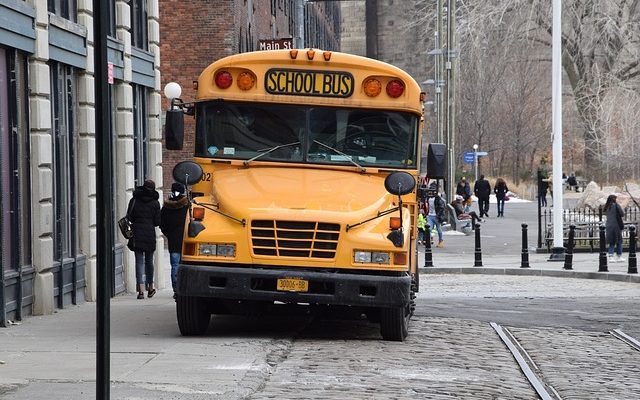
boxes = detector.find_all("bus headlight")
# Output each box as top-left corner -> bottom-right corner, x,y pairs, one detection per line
216,244 -> 236,257
354,251 -> 390,264
198,244 -> 236,257
199,244 -> 216,255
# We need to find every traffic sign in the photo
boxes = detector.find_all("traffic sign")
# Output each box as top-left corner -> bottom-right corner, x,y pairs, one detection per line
476,151 -> 488,156
463,152 -> 475,164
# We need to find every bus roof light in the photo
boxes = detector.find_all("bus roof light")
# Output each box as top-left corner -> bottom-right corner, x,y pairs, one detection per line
386,79 -> 404,98
237,71 -> 255,90
215,71 -> 233,89
389,217 -> 401,230
323,51 -> 332,61
306,49 -> 315,60
363,78 -> 382,97
289,49 -> 298,59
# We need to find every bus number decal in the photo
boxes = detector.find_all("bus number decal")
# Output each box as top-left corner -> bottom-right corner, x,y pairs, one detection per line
201,172 -> 211,182
264,69 -> 354,98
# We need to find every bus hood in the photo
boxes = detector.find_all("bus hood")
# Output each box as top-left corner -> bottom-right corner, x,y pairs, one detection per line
211,167 -> 392,215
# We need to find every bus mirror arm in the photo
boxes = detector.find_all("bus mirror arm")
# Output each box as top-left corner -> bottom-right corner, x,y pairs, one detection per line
385,192 -> 405,248
170,98 -> 194,115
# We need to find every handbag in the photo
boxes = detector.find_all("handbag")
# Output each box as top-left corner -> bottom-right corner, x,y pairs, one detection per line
118,199 -> 135,239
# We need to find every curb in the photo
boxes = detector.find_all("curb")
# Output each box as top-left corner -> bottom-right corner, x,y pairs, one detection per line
419,266 -> 640,283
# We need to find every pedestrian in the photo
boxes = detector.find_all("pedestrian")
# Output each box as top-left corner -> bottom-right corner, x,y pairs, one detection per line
417,209 -> 427,245
456,176 -> 472,201
604,194 -> 625,263
451,195 -> 482,228
160,182 -> 189,299
474,174 -> 491,218
127,179 -> 161,299
426,184 -> 446,248
494,177 -> 509,217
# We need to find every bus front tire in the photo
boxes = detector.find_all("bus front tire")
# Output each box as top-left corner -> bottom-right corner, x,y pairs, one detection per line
176,295 -> 210,336
379,305 -> 409,342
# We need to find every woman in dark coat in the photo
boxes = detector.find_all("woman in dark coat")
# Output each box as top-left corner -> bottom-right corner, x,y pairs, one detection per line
160,182 -> 189,298
127,179 -> 161,299
494,178 -> 509,217
604,194 -> 625,263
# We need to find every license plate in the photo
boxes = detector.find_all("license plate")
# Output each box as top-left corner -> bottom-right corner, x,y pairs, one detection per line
277,278 -> 309,292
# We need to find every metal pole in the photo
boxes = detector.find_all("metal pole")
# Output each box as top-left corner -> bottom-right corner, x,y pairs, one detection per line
474,148 -> 478,182
537,169 -> 542,249
365,0 -> 378,59
424,224 -> 433,268
93,0 -> 113,398
295,0 -> 305,48
549,0 -> 564,261
474,223 -> 483,267
629,225 -> 637,274
564,224 -> 575,270
598,224 -> 608,272
521,223 -> 530,268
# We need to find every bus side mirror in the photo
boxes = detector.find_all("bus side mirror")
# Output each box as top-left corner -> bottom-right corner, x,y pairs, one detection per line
165,109 -> 184,150
426,143 -> 446,179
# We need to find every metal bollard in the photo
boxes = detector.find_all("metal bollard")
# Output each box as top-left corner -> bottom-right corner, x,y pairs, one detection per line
521,223 -> 530,268
598,224 -> 608,272
474,223 -> 483,267
424,224 -> 433,268
564,224 -> 575,270
629,225 -> 637,274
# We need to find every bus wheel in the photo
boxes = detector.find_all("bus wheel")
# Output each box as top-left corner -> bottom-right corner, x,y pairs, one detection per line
176,295 -> 210,336
379,305 -> 409,341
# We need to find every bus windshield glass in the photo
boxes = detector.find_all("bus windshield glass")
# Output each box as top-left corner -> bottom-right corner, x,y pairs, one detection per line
195,101 -> 418,168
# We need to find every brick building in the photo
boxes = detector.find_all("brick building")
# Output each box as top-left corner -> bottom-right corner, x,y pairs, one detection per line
0,0 -> 163,325
159,0 -> 341,190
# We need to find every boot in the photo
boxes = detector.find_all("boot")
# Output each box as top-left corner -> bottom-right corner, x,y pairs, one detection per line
147,283 -> 156,298
137,284 -> 144,299
437,241 -> 444,248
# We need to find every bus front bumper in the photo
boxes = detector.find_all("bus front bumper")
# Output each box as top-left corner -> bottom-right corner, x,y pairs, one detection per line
177,264 -> 411,308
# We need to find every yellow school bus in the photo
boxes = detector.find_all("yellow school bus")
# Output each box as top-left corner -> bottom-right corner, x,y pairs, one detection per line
164,49 -> 443,341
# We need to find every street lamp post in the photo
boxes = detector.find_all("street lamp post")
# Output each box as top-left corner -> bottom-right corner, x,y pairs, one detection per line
473,144 -> 478,182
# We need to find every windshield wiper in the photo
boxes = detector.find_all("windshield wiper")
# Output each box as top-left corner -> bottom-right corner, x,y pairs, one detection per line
312,140 -> 366,172
243,141 -> 300,166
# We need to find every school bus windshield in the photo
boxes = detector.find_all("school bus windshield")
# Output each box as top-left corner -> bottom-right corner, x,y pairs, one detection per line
194,101 -> 419,169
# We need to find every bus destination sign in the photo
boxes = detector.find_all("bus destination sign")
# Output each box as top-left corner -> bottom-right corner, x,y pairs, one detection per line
265,68 -> 354,98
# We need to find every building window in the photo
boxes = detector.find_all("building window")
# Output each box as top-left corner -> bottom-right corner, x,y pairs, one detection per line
130,0 -> 148,50
48,0 -> 77,22
50,62 -> 77,261
132,84 -> 149,186
0,47 -> 31,273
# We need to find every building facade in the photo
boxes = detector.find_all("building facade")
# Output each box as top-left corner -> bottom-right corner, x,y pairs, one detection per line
160,0 -> 341,190
0,0 -> 164,325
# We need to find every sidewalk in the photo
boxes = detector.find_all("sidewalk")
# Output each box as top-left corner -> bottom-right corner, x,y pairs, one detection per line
417,198 -> 640,283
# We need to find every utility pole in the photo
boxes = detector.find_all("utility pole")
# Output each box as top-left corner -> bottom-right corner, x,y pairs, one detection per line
295,0 -> 305,48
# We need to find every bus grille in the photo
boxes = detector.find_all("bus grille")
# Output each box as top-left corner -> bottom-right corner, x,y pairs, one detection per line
251,220 -> 340,259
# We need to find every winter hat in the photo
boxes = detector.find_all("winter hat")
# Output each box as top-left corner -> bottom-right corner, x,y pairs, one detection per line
143,179 -> 156,190
455,195 -> 463,201
171,182 -> 185,198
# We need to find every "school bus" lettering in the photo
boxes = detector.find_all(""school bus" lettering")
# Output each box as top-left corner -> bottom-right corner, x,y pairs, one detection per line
264,69 -> 354,98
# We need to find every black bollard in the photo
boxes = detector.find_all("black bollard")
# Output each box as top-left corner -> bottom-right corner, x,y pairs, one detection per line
598,224 -> 608,272
424,224 -> 433,268
521,223 -> 530,268
564,224 -> 575,270
474,223 -> 483,267
629,225 -> 637,274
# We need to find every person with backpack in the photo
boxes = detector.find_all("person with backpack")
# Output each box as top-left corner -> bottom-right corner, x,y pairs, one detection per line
160,182 -> 190,299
